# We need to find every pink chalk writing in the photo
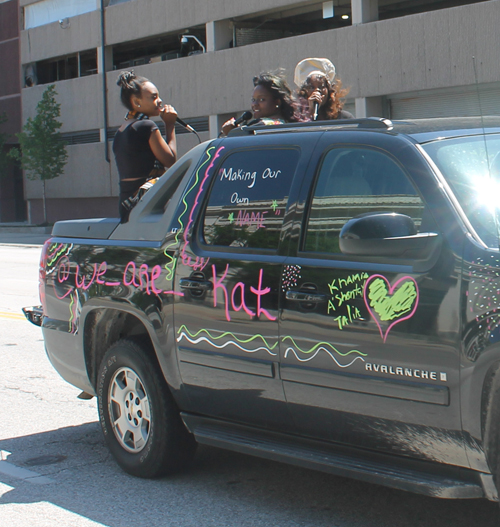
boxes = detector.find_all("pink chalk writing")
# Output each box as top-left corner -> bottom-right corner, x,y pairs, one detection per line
53,256 -> 73,299
180,146 -> 225,271
54,259 -> 183,297
211,264 -> 275,322
231,282 -> 255,318
236,209 -> 267,229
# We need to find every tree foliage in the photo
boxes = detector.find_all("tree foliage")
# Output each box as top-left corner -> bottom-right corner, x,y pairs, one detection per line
10,85 -> 67,181
9,85 -> 68,223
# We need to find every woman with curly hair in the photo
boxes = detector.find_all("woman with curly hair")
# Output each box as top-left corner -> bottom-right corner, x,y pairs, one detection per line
220,70 -> 299,136
113,70 -> 177,222
294,58 -> 353,121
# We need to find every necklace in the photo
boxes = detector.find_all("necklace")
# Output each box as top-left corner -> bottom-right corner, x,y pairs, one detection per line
125,111 -> 148,121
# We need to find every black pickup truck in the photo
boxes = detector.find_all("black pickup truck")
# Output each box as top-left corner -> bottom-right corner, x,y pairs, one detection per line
29,117 -> 500,502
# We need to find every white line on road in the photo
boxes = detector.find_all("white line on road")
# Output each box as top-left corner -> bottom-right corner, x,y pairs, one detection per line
0,460 -> 54,485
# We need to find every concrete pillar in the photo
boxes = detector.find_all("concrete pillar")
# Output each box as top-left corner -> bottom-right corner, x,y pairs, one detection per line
206,20 -> 234,52
209,113 -> 242,138
351,0 -> 379,24
98,46 -> 113,144
209,115 -> 219,138
97,46 -> 113,73
209,114 -> 232,138
355,96 -> 384,118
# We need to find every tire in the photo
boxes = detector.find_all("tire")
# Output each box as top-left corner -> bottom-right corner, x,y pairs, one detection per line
97,338 -> 196,478
483,365 -> 500,495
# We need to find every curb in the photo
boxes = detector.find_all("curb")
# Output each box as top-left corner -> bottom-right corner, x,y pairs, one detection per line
0,225 -> 52,234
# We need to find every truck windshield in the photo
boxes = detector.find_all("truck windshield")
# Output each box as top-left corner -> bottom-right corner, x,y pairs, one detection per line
422,134 -> 500,248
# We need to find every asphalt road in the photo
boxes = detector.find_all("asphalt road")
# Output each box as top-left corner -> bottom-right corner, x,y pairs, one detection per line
0,242 -> 499,526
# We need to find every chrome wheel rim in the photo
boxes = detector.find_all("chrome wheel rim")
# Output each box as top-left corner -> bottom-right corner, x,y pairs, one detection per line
108,367 -> 151,453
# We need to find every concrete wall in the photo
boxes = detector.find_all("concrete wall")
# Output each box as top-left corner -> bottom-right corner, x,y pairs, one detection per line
22,1 -> 500,127
18,0 -> 500,222
103,0 -> 320,45
0,0 -> 21,139
22,75 -> 105,133
20,11 -> 101,63
22,75 -> 104,132
24,143 -> 114,199
28,197 -> 117,224
23,131 -> 209,201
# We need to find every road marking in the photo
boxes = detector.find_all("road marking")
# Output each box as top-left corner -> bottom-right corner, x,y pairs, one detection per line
0,460 -> 54,484
0,311 -> 26,321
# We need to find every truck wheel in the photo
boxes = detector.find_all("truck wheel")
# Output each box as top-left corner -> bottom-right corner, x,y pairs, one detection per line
483,365 -> 500,495
97,338 -> 196,478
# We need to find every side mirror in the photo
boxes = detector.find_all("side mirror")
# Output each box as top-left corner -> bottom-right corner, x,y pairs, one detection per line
340,212 -> 440,259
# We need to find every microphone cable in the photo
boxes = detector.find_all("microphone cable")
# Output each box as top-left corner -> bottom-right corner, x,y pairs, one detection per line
176,117 -> 201,143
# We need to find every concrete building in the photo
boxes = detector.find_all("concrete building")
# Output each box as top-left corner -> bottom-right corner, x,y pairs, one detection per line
0,0 -> 26,222
17,0 -> 500,223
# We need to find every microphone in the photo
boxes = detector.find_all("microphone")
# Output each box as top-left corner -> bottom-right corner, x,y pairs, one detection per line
176,116 -> 195,132
313,102 -> 319,121
175,116 -> 201,143
233,111 -> 253,127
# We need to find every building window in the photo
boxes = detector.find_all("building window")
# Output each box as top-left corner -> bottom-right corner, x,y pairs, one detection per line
232,2 -> 351,47
31,49 -> 97,86
378,0 -> 487,20
113,28 -> 206,69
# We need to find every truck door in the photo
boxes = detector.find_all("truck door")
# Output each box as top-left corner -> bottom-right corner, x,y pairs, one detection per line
173,139 -> 313,431
280,134 -> 467,466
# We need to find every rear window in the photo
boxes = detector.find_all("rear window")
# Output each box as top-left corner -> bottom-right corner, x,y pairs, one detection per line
202,148 -> 299,251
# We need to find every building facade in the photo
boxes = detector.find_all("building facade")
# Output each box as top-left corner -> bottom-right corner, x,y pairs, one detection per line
18,0 -> 500,223
1,0 -> 26,222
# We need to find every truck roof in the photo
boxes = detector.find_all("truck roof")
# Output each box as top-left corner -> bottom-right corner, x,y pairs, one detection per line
230,116 -> 500,144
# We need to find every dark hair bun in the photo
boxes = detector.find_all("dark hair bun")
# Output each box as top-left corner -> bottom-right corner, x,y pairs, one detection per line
116,70 -> 149,112
117,70 -> 136,88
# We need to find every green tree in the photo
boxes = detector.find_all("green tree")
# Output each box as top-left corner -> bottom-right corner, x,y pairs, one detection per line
10,85 -> 67,225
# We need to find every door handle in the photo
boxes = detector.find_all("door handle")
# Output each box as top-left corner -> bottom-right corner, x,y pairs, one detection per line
179,278 -> 213,291
286,290 -> 328,302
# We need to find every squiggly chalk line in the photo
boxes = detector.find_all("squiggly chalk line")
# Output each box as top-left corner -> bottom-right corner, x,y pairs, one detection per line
284,346 -> 365,367
282,336 -> 366,368
177,332 -> 277,356
282,336 -> 366,357
46,243 -> 73,272
180,146 -> 224,271
178,325 -> 278,350
177,325 -> 278,355
68,290 -> 79,334
163,148 -> 216,281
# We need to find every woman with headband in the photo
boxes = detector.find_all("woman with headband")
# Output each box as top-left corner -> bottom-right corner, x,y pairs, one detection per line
294,58 -> 353,121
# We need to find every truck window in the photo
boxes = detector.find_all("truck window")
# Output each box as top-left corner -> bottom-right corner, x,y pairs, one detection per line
304,147 -> 425,254
203,148 -> 299,250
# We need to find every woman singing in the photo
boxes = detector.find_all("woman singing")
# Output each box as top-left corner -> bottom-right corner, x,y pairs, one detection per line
113,70 -> 177,222
294,58 -> 352,121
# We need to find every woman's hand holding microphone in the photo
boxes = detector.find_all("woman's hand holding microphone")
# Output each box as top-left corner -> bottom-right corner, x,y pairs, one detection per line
159,104 -> 178,128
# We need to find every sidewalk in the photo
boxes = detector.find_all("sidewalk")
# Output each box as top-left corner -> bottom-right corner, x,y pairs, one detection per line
0,224 -> 52,246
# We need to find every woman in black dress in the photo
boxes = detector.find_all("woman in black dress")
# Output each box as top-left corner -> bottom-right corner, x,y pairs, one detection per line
113,70 -> 177,222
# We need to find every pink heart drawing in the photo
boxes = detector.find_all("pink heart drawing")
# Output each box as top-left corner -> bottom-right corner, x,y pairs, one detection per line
363,274 -> 419,342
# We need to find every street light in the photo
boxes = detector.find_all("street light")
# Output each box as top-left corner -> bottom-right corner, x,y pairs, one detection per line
180,35 -> 206,54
